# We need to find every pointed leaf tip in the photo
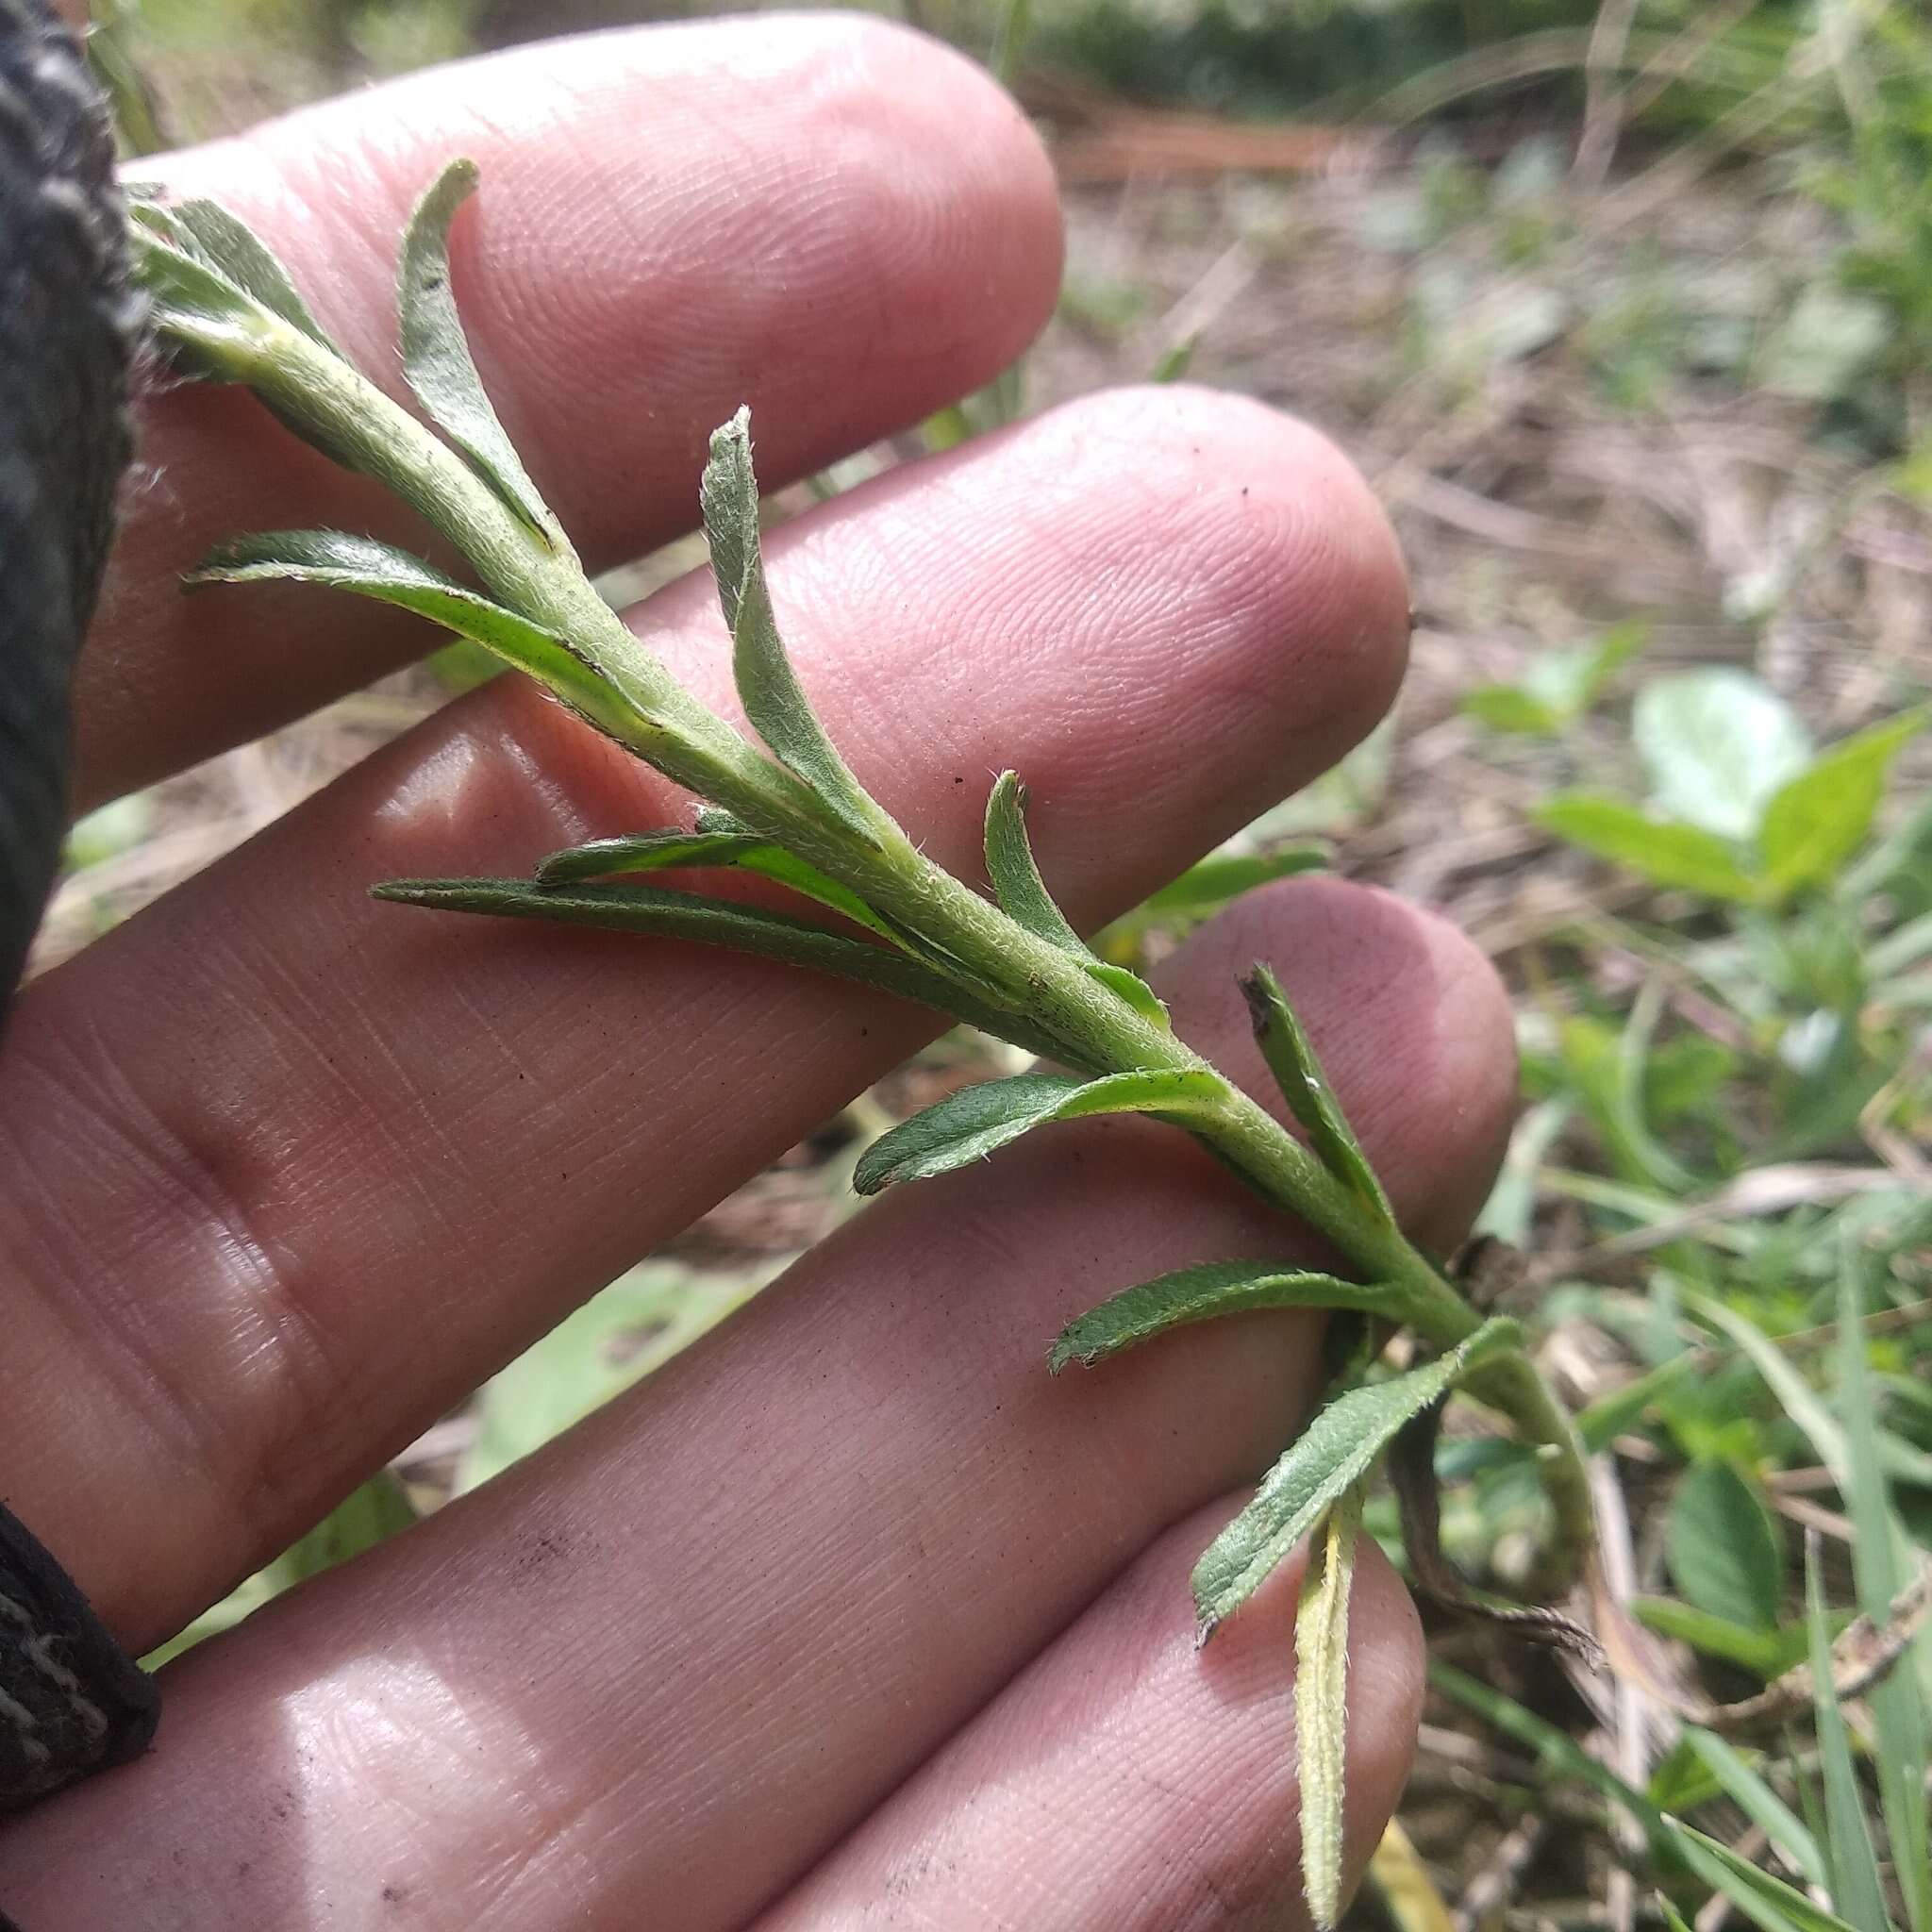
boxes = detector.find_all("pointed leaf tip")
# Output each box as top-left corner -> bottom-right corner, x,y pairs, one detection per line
1241,962 -> 1391,1224
399,158 -> 559,543
698,408 -> 891,842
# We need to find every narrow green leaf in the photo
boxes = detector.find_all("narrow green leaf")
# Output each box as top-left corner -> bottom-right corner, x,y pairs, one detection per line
1050,1261 -> 1398,1373
190,531 -> 649,745
1805,1539 -> 1891,1932
398,158 -> 559,543
1666,1459 -> 1786,1632
1296,1488 -> 1363,1931
1659,1897 -> 1698,1932
1683,1730 -> 1824,1890
535,829 -> 901,944
984,771 -> 1082,948
371,877 -> 1069,1062
1665,1823 -> 1865,1932
982,772 -> 1169,1027
1538,795 -> 1765,901
1141,847 -> 1328,914
854,1067 -> 1227,1196
1192,1320 -> 1521,1639
1759,710 -> 1927,899
1428,1660 -> 1671,1850
167,197 -> 339,352
701,408 -> 887,841
1241,962 -> 1393,1224
1150,332 -> 1200,383
1626,1595 -> 1804,1678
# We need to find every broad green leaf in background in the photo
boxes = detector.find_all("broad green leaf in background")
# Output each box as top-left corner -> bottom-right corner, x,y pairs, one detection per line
1296,1487 -> 1364,1931
1759,710 -> 1927,898
398,158 -> 560,543
854,1068 -> 1227,1195
1192,1319 -> 1520,1638
701,409 -> 887,842
1050,1260 -> 1398,1372
1538,795 -> 1764,900
1633,670 -> 1811,841
1464,619 -> 1650,736
189,531 -> 652,745
1665,1458 -> 1786,1631
142,1472 -> 417,1670
1242,963 -> 1393,1224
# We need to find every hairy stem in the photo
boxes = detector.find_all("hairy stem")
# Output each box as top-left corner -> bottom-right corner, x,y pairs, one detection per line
162,292 -> 1595,1586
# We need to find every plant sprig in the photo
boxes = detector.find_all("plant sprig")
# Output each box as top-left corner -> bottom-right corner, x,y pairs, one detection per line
126,158 -> 1598,1927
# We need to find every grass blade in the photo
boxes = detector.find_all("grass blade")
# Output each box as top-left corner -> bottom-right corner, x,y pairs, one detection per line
1806,1536 -> 1891,1932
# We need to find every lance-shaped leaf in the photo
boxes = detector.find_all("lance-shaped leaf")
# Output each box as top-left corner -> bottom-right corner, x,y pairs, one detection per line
189,532 -> 648,744
1050,1260 -> 1397,1374
1241,962 -> 1393,1225
984,772 -> 1169,1028
371,877 -> 1072,1062
399,158 -> 559,544
1296,1486 -> 1364,1932
701,409 -> 889,842
164,196 -> 340,353
854,1067 -> 1227,1196
1192,1317 -> 1520,1641
536,829 -> 902,943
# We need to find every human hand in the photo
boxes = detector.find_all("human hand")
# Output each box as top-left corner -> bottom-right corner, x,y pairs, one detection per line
0,17 -> 1517,1925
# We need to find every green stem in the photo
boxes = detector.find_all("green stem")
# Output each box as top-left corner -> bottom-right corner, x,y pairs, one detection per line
180,305 -> 1596,1589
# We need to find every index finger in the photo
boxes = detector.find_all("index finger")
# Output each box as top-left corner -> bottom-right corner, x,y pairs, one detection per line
81,13 -> 1060,806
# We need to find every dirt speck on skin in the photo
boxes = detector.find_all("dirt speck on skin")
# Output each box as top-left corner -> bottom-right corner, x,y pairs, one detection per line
505,1524 -> 594,1590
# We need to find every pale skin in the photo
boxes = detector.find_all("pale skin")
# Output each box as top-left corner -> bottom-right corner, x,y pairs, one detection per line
0,14 -> 1521,1926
